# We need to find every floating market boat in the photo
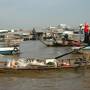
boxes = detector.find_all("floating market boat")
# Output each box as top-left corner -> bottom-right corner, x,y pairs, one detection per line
0,57 -> 89,73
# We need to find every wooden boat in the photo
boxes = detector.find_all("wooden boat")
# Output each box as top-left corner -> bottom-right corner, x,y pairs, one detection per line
40,38 -> 81,47
0,46 -> 20,55
40,30 -> 81,47
0,57 -> 89,74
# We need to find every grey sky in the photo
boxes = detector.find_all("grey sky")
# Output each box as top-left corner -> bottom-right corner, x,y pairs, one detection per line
0,0 -> 90,29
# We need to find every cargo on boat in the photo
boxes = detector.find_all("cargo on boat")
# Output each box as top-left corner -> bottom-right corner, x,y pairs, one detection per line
0,57 -> 90,73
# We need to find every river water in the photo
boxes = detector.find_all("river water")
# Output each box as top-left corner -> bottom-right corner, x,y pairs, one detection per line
0,40 -> 90,90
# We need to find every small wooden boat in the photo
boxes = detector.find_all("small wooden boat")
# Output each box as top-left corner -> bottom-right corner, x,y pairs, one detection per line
40,37 -> 81,47
40,30 -> 82,47
0,47 -> 20,55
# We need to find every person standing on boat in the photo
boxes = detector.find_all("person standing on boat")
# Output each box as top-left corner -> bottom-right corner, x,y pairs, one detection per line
88,26 -> 90,45
84,22 -> 89,43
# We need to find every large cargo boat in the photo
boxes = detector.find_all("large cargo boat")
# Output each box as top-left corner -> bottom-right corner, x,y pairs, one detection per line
0,57 -> 89,73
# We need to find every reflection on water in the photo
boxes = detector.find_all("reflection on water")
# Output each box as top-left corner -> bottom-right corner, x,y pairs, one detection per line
0,41 -> 90,90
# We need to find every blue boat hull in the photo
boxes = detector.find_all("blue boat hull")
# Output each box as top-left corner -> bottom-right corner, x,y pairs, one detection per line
0,50 -> 17,55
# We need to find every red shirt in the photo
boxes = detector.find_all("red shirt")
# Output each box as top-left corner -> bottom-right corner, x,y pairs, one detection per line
84,23 -> 89,33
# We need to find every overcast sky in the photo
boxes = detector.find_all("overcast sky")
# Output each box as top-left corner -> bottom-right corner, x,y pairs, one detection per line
0,0 -> 90,29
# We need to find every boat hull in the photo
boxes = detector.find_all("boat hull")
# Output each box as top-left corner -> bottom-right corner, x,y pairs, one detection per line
72,46 -> 90,51
0,67 -> 74,74
0,65 -> 90,74
0,50 -> 14,55
0,47 -> 19,55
